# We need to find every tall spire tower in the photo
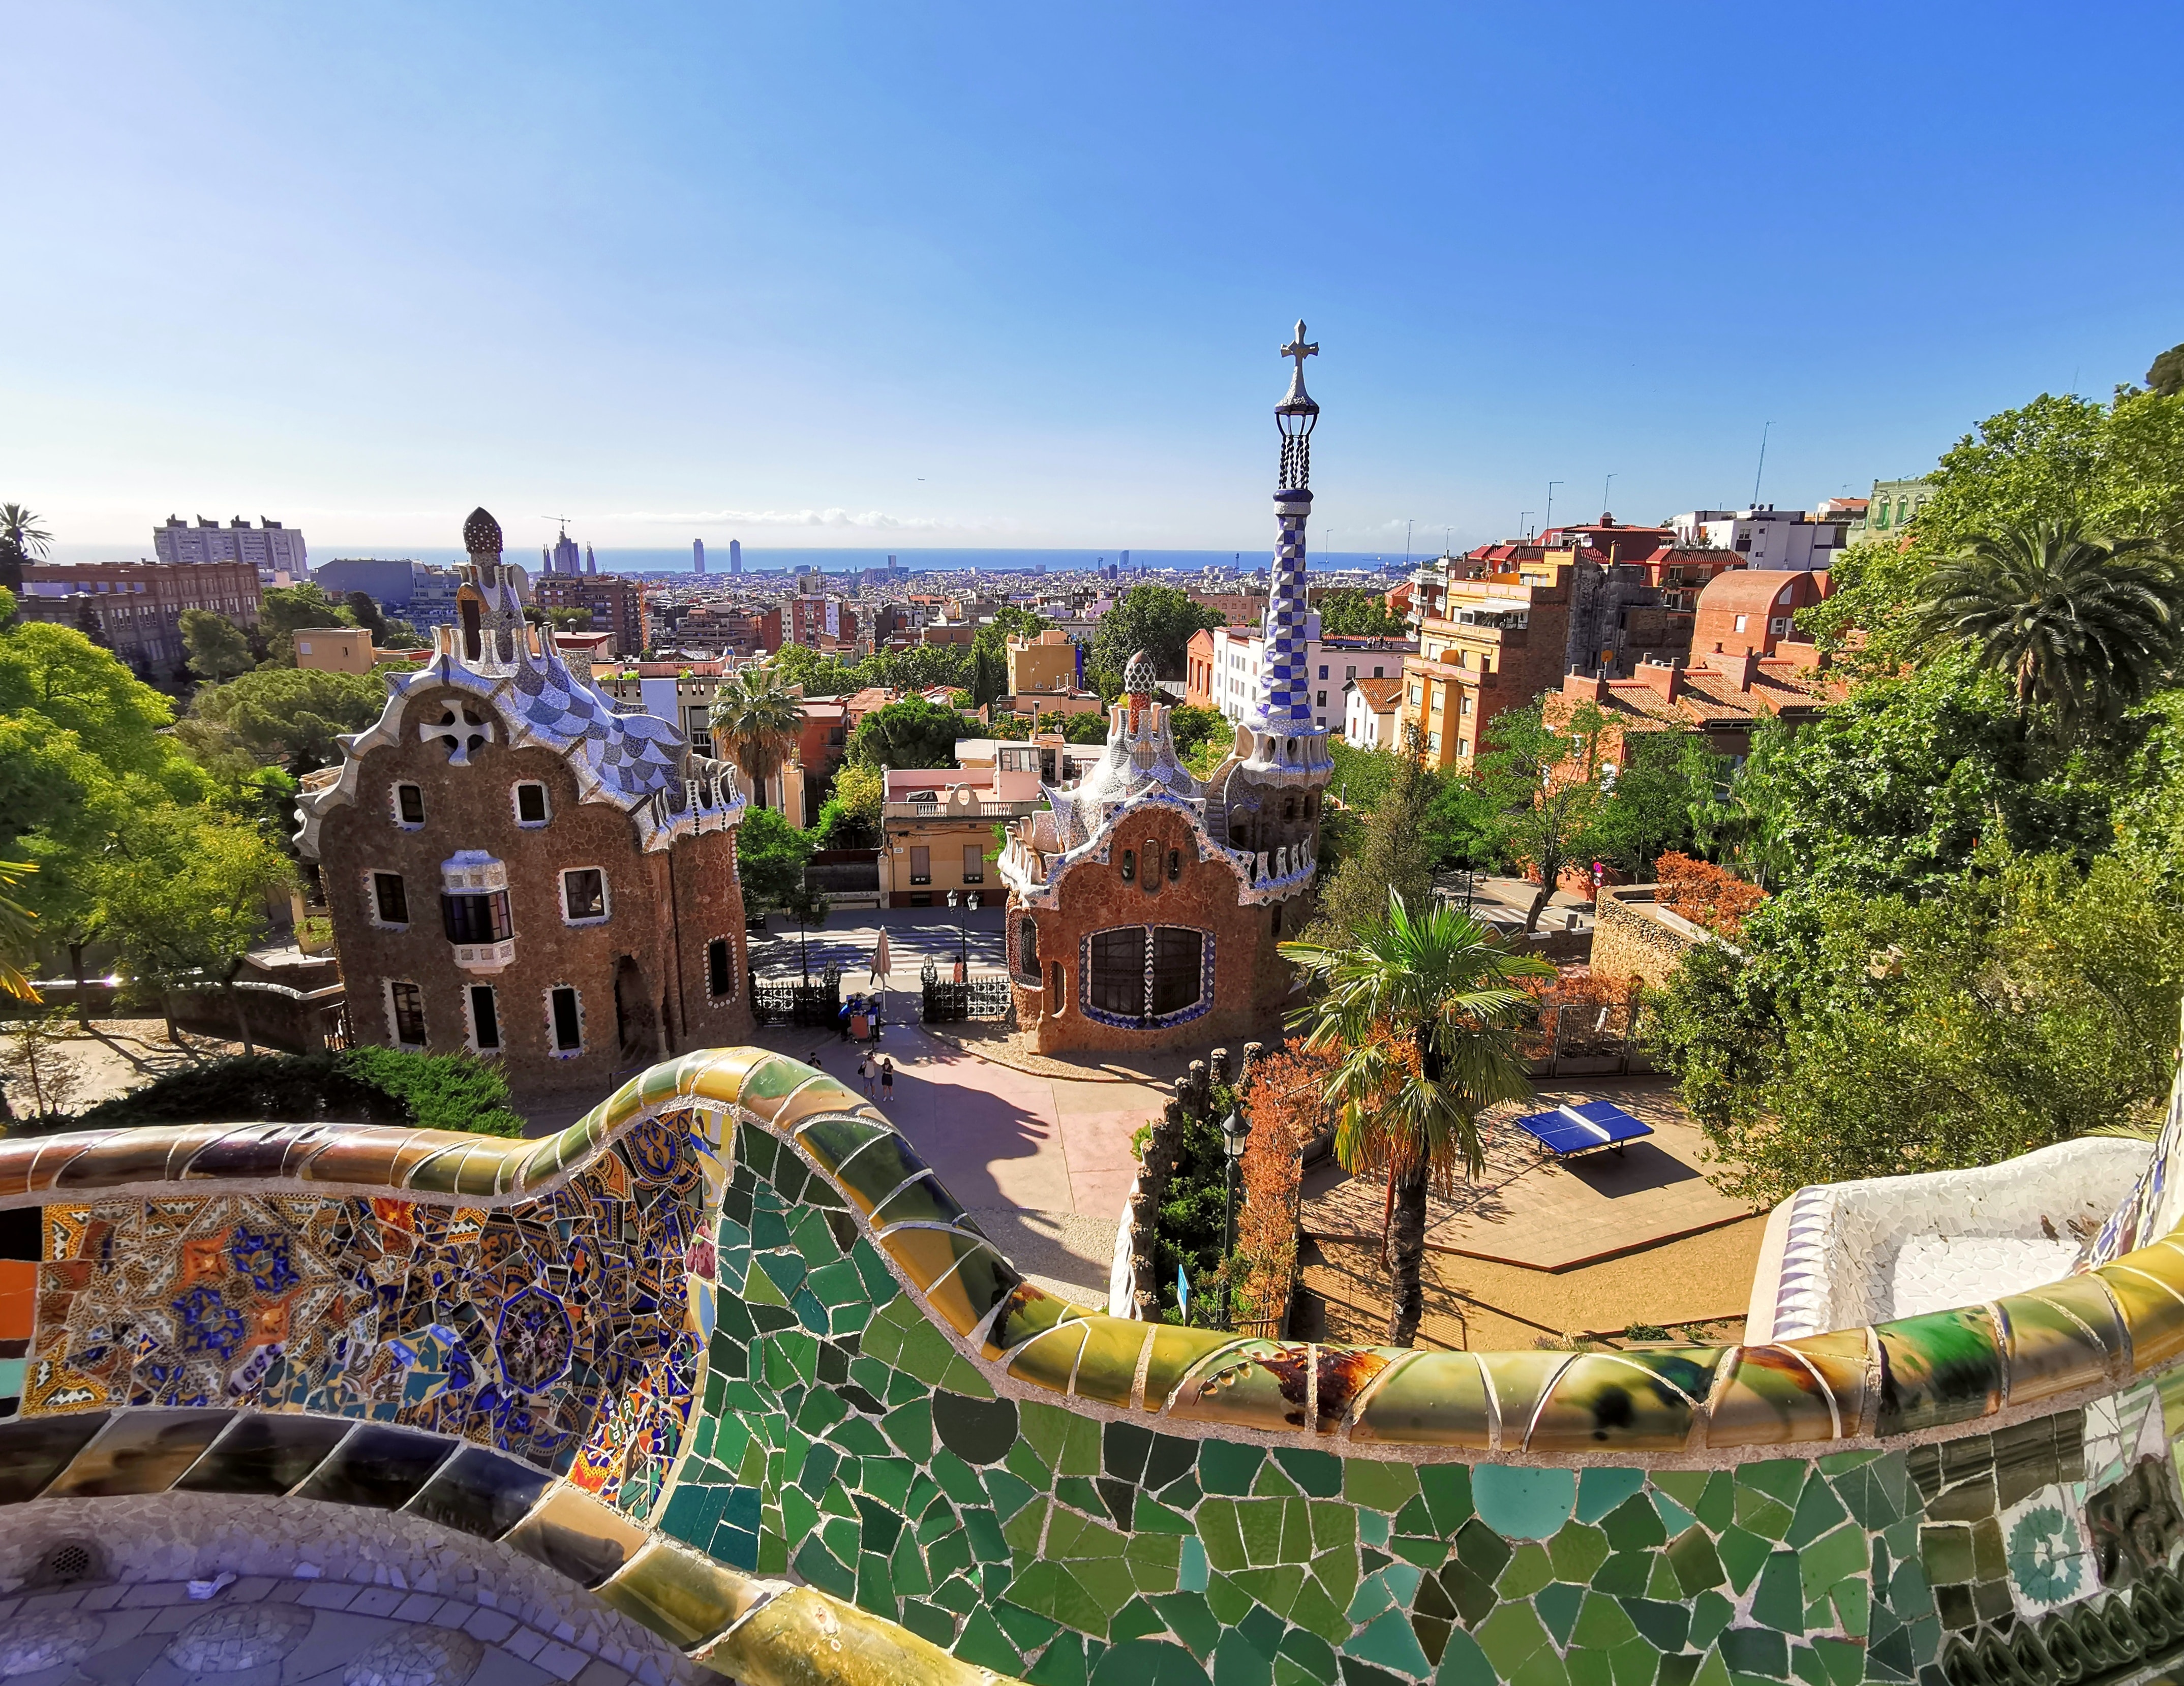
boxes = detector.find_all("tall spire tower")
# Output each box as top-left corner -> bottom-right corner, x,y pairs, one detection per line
1238,323 -> 1334,784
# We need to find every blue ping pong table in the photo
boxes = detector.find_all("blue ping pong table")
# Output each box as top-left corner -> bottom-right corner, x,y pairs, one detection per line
1512,1099 -> 1654,1160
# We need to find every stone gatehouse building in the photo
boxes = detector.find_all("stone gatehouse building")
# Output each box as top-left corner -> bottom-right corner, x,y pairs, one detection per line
297,508 -> 753,1099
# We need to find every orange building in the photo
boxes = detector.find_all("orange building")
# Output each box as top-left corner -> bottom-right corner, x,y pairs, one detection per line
1397,558 -> 1574,770
1691,568 -> 1833,658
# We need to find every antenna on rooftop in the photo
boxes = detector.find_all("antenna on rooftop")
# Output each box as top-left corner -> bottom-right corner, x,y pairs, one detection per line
1751,424 -> 1772,507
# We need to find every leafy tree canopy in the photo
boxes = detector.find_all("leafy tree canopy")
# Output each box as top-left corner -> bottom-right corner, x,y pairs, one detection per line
845,696 -> 972,770
809,761 -> 883,850
1314,588 -> 1407,638
737,806 -> 815,915
180,609 -> 255,682
185,664 -> 389,771
1090,585 -> 1223,684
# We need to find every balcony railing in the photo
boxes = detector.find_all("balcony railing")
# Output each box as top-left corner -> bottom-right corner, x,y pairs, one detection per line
883,798 -> 1044,820
451,938 -> 517,974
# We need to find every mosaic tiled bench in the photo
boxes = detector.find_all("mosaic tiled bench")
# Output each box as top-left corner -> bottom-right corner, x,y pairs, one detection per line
5,1046 -> 2184,1686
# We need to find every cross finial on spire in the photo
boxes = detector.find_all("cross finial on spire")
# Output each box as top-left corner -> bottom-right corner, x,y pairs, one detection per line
1281,321 -> 1318,373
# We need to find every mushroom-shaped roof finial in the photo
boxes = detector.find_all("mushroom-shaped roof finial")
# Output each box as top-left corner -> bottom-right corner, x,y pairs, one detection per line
1123,649 -> 1158,697
463,507 -> 504,557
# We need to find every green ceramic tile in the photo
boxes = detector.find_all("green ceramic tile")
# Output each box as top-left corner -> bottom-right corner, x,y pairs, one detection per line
1571,1593 -> 1640,1650
1621,1598 -> 1689,1653
1784,1475 -> 1849,1550
1215,1631 -> 1275,1686
1346,1611 -> 1433,1678
1551,1523 -> 1611,1584
1666,1528 -> 1725,1597
1346,1459 -> 1420,1514
1799,1524 -> 1868,1605
1590,1552 -> 1650,1598
1030,1632 -> 1090,1686
1230,1564 -> 1308,1618
1252,1460 -> 1304,1499
1749,1551 -> 1804,1634
1828,1577 -> 1869,1638
1202,1440 -> 1268,1495
1689,1590 -> 1735,1653
1607,1637 -> 1659,1686
1288,1573 -> 1351,1645
1500,1543 -> 1555,1599
1435,1629 -> 1497,1686
1151,1593 -> 1222,1663
1716,1526 -> 1769,1593
1538,1581 -> 1586,1646
955,1607 -> 1028,1674
1732,1485 -> 1794,1541
1474,1603 -> 1555,1677
1566,1648 -> 1616,1686
1717,1626 -> 1787,1679
1601,1497 -> 1669,1553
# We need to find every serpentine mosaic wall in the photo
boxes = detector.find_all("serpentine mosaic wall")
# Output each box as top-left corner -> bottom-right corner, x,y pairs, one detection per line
6,1047 -> 2184,1686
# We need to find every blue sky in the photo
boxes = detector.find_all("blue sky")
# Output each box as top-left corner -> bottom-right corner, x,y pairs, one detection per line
8,3 -> 2181,558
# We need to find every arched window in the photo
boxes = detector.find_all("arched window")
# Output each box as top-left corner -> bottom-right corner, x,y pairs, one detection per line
1119,849 -> 1136,883
1017,916 -> 1040,982
1082,925 -> 1209,1027
1167,848 -> 1182,883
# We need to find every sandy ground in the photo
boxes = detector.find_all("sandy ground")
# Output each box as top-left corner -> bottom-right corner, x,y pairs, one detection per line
0,1018 -> 248,1117
1295,1215 -> 1766,1350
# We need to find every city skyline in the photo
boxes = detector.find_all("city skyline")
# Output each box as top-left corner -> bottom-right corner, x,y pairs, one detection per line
8,3 -> 2181,555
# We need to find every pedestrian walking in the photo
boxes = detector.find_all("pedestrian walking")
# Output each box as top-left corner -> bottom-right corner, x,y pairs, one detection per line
879,1057 -> 894,1103
856,1053 -> 869,1097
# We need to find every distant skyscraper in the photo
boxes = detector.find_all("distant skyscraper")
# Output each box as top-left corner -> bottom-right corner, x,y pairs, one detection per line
693,538 -> 706,575
585,544 -> 597,575
729,539 -> 742,576
155,516 -> 308,585
551,525 -> 580,576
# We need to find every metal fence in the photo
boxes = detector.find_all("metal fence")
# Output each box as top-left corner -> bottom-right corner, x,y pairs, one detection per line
919,961 -> 1013,1023
1519,997 -> 1655,1078
752,964 -> 843,1028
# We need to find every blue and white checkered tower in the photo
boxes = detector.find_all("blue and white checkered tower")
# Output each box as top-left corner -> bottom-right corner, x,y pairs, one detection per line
1237,324 -> 1336,790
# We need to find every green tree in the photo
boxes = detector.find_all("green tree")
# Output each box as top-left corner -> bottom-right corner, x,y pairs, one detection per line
846,696 -> 968,770
2152,343 -> 2184,400
1652,853 -> 2184,1206
89,801 -> 295,1048
1062,709 -> 1110,744
1315,588 -> 1406,638
710,666 -> 806,809
259,582 -> 356,666
1475,702 -> 1605,930
1282,894 -> 1552,1345
1589,730 -> 1702,879
342,591 -> 388,641
736,806 -> 815,916
1806,388 -> 2184,665
184,665 -> 388,770
180,609 -> 255,682
1309,732 -> 1441,940
1090,585 -> 1223,683
809,761 -> 884,849
1913,519 -> 2181,737
378,617 -> 427,650
769,642 -> 862,698
0,859 -> 41,1002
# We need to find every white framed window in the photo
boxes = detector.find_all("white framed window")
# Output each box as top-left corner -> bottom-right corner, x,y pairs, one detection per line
560,868 -> 610,924
513,782 -> 551,826
1457,737 -> 1471,756
369,871 -> 410,928
1769,617 -> 1790,636
392,783 -> 426,827
466,984 -> 502,1054
546,985 -> 586,1056
707,937 -> 737,1000
1734,614 -> 1749,632
386,980 -> 428,1050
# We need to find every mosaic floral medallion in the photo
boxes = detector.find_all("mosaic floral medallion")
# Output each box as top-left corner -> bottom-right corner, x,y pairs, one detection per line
2001,1484 -> 2095,1614
343,1627 -> 483,1686
0,1610 -> 100,1677
165,1603 -> 313,1672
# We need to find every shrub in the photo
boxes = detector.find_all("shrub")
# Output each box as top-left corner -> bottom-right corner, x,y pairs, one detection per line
49,1048 -> 524,1138
1654,850 -> 1767,937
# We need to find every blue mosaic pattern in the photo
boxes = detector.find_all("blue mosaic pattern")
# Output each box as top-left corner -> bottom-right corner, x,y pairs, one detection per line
1247,502 -> 1318,734
1074,924 -> 1217,1031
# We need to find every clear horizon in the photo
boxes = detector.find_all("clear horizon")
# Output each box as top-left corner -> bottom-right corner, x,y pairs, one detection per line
8,4 -> 2180,555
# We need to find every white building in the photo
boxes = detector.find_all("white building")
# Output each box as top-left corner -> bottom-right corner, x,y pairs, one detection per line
154,516 -> 308,585
1203,616 -> 1412,735
1672,506 -> 1848,572
1342,672 -> 1404,749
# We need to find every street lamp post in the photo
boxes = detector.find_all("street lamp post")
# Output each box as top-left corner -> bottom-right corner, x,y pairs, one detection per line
946,888 -> 980,979
1220,1107 -> 1251,1329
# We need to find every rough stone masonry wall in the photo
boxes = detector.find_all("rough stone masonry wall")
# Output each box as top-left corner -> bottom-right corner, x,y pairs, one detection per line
1590,888 -> 1713,989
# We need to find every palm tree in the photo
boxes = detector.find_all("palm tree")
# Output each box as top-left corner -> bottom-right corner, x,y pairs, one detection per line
709,666 -> 805,810
1282,892 -> 1554,1346
0,860 -> 42,1002
1914,519 -> 2182,736
0,503 -> 51,591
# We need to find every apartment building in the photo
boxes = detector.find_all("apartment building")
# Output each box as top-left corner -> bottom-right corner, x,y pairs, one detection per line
16,559 -> 262,676
155,516 -> 309,585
